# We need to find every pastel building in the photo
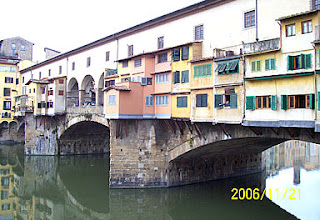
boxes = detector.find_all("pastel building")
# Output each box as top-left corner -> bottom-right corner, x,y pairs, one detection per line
171,42 -> 202,119
244,10 -> 318,128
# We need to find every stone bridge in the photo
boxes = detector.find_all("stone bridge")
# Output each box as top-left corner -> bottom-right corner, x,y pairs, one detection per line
23,108 -> 320,188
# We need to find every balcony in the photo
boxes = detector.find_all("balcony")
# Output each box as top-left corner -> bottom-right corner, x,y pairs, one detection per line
243,38 -> 280,55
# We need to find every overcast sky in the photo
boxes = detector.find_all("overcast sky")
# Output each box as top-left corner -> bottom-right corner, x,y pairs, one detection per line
1,0 -> 201,61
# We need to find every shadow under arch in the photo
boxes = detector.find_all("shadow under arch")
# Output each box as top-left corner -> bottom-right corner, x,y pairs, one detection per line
67,77 -> 79,107
80,75 -> 95,106
58,121 -> 110,155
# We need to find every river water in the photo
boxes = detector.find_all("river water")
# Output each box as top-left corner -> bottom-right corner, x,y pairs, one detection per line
0,140 -> 319,220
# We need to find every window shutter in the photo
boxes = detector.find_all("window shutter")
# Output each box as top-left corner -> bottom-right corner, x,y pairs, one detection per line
301,54 -> 306,69
287,56 -> 294,70
246,96 -> 255,110
257,60 -> 261,71
281,95 -> 288,110
309,94 -> 315,109
230,93 -> 237,109
271,59 -> 276,70
181,46 -> 189,60
271,95 -> 277,110
214,94 -> 223,109
306,54 -> 312,69
196,94 -> 201,107
265,59 -> 270,70
173,49 -> 180,61
318,92 -> 320,110
145,97 -> 149,106
202,94 -> 207,107
251,61 -> 256,72
185,70 -> 189,82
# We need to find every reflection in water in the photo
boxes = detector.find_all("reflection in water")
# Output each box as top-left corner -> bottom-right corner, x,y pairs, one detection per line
265,141 -> 320,220
0,141 -> 319,219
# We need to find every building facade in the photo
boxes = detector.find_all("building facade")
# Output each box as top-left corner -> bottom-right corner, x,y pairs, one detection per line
0,37 -> 33,61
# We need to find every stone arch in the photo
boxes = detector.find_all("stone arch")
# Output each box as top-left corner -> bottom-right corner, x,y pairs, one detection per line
67,77 -> 79,107
58,116 -> 110,155
80,75 -> 95,106
97,72 -> 104,106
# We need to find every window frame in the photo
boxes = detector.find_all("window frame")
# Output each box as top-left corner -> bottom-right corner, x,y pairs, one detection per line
145,96 -> 154,107
244,10 -> 255,28
108,95 -> 116,105
194,24 -> 204,40
156,95 -> 169,106
286,24 -> 296,37
302,20 -> 312,34
196,94 -> 208,108
158,36 -> 164,49
177,96 -> 188,108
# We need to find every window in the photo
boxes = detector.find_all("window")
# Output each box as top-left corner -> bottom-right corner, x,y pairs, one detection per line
244,10 -> 255,28
22,77 -> 24,83
3,101 -> 11,110
216,60 -> 239,75
181,46 -> 189,60
156,95 -> 168,106
128,45 -> 133,56
5,77 -> 13,83
145,96 -> 154,107
41,87 -> 46,94
177,96 -> 187,108
122,60 -> 128,68
158,36 -> 164,49
194,25 -> 204,40
48,89 -> 53,96
0,66 -> 8,72
194,64 -> 212,78
256,96 -> 271,109
59,79 -> 64,84
181,70 -> 189,83
39,72 -> 42,79
302,20 -> 312,34
284,94 -> 315,109
58,90 -> 64,95
47,102 -> 53,108
251,60 -> 261,72
16,78 -> 19,85
72,62 -> 75,70
59,66 -> 62,74
134,58 -> 142,67
314,0 -> 320,9
105,80 -> 115,88
21,45 -> 25,51
215,88 -> 237,109
173,71 -> 180,84
287,54 -> 312,70
1,177 -> 9,187
157,53 -> 167,63
173,48 -> 180,61
11,43 -> 16,50
48,69 -> 51,76
265,58 -> 276,71
286,24 -> 296,37
87,57 -> 91,67
155,73 -> 169,83
106,51 -> 110,61
196,94 -> 207,107
2,203 -> 10,210
1,190 -> 8,200
108,95 -> 116,105
2,112 -> 11,118
9,67 -> 15,72
3,88 -> 10,96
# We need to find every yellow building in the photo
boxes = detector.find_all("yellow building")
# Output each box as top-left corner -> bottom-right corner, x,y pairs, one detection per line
244,10 -> 319,128
171,42 -> 202,119
0,56 -> 20,124
190,58 -> 214,122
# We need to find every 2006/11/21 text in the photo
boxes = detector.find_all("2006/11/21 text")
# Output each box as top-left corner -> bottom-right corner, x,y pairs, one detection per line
231,188 -> 301,200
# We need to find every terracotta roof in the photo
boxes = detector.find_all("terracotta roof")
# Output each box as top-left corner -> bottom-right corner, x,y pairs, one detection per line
277,10 -> 318,21
25,79 -> 49,85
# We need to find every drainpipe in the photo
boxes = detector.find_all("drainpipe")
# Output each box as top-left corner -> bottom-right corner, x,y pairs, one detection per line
255,0 -> 258,41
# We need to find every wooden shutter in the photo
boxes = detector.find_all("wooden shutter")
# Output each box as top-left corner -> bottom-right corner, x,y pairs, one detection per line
281,95 -> 288,110
257,60 -> 261,71
271,59 -> 276,70
301,54 -> 306,69
309,94 -> 315,109
265,59 -> 270,70
306,54 -> 312,69
246,96 -> 255,110
214,94 -> 223,109
287,56 -> 294,70
173,49 -> 180,61
271,95 -> 277,110
181,46 -> 189,60
251,61 -> 256,72
230,93 -> 237,109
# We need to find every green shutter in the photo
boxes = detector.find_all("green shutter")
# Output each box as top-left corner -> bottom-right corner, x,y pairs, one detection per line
207,64 -> 212,76
257,60 -> 261,71
287,56 -> 294,70
181,46 -> 189,60
271,58 -> 276,70
173,71 -> 180,84
306,54 -> 312,69
173,49 -> 180,61
265,59 -> 270,70
309,94 -> 315,109
230,93 -> 237,109
281,95 -> 288,110
301,54 -> 306,69
318,92 -> 320,110
251,61 -> 256,72
214,94 -> 223,109
246,96 -> 255,110
271,95 -> 277,110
